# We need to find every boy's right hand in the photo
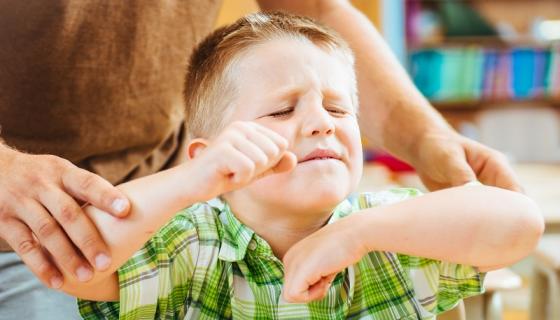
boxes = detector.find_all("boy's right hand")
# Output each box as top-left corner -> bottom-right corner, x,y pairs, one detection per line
188,121 -> 297,201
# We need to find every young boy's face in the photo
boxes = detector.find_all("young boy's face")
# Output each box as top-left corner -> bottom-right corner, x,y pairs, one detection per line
225,38 -> 363,213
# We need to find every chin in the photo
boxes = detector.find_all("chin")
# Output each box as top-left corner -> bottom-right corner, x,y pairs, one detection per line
249,172 -> 357,210
289,182 -> 351,211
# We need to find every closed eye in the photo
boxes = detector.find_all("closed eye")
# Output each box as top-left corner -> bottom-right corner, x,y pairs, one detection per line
268,107 -> 294,118
325,106 -> 350,116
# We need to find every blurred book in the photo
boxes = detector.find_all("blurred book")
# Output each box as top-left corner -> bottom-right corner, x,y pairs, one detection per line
409,46 -> 560,102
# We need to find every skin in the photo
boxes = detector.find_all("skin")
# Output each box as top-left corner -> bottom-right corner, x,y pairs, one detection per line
0,0 -> 521,292
0,146 -> 129,288
221,38 -> 363,258
257,0 -> 522,192
58,39 -> 542,306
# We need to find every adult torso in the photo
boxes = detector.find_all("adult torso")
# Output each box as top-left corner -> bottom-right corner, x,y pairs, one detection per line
0,0 -> 222,183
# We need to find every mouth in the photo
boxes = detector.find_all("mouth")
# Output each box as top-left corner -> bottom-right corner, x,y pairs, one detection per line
299,148 -> 342,163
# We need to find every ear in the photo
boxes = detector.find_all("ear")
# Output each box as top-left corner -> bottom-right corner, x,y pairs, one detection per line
187,138 -> 209,160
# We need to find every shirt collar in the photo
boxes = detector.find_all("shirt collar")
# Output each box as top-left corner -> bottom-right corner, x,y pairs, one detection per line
207,197 -> 255,262
207,197 -> 354,262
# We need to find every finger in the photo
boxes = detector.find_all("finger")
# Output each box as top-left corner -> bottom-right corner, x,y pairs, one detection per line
305,274 -> 336,302
283,267 -> 323,303
442,147 -> 477,187
231,136 -> 270,173
1,218 -> 64,289
222,146 -> 256,185
271,152 -> 297,174
251,123 -> 289,150
21,199 -> 95,282
479,155 -> 524,193
258,152 -> 297,179
462,140 -> 523,192
38,189 -> 111,272
242,128 -> 283,160
62,167 -> 130,217
420,156 -> 477,191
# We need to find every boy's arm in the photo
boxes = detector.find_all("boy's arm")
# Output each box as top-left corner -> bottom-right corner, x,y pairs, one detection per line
257,0 -> 522,192
282,185 -> 544,303
58,122 -> 296,301
58,164 -> 203,301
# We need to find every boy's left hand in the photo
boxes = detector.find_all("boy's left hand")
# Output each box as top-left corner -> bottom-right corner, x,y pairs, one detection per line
282,215 -> 366,303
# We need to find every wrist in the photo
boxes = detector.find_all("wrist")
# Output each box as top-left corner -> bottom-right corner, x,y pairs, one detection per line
380,100 -> 455,166
346,213 -> 374,257
406,126 -> 459,169
175,158 -> 220,204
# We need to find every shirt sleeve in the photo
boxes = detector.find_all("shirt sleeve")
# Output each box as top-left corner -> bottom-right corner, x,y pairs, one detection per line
353,188 -> 485,314
78,209 -> 200,319
397,254 -> 485,315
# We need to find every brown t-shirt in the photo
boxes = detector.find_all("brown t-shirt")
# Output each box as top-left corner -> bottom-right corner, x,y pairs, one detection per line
0,1 -> 223,251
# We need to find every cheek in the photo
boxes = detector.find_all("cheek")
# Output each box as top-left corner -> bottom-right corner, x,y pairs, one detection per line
339,120 -> 363,182
255,120 -> 296,144
339,120 -> 362,159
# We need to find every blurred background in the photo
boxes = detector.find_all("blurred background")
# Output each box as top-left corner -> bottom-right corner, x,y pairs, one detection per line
216,1 -> 560,319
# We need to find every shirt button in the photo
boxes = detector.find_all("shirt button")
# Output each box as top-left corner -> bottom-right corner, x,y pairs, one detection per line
248,240 -> 257,250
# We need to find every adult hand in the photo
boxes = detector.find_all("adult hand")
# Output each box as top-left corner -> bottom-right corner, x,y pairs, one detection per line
188,121 -> 297,201
0,145 -> 130,289
412,132 -> 522,192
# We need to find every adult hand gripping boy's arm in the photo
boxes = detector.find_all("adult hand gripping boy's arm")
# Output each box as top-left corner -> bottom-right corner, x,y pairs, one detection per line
58,121 -> 297,301
257,0 -> 522,192
282,185 -> 544,303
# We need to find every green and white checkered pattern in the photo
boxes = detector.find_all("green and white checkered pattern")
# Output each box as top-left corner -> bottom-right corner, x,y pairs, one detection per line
79,188 -> 484,319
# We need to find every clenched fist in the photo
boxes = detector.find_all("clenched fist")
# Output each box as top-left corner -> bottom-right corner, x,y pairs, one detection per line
187,121 -> 297,201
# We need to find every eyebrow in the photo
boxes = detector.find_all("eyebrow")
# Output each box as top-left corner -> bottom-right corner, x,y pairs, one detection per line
270,86 -> 349,102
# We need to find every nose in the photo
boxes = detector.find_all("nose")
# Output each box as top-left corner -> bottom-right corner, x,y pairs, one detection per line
300,101 -> 335,137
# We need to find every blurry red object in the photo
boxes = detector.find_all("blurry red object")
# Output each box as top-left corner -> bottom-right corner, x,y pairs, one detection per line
365,151 -> 415,172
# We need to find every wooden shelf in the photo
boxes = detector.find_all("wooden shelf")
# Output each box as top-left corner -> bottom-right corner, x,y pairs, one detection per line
431,98 -> 560,110
409,36 -> 559,51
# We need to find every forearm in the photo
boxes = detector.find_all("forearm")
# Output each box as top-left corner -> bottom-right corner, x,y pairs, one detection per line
319,2 -> 454,159
60,163 -> 201,299
351,186 -> 543,268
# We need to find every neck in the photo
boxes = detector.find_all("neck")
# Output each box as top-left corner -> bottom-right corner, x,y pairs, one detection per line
224,193 -> 333,259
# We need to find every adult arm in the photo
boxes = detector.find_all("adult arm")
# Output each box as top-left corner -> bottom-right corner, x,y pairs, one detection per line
257,0 -> 522,192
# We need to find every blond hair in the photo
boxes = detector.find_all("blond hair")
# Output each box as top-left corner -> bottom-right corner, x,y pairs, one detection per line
184,12 -> 357,140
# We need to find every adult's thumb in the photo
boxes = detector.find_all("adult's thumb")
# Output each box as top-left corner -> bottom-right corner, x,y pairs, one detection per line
447,159 -> 477,187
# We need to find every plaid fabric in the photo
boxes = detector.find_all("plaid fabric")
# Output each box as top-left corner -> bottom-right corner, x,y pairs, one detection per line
78,188 -> 484,319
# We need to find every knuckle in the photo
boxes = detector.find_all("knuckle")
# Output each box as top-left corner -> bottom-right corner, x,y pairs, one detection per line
277,138 -> 288,150
244,161 -> 256,175
79,234 -> 100,254
17,238 -> 38,255
79,173 -> 97,191
58,205 -> 79,224
255,154 -> 268,167
36,218 -> 59,239
25,172 -> 45,188
58,249 -> 82,267
36,261 -> 54,278
268,144 -> 281,157
41,155 -> 65,170
0,201 -> 10,221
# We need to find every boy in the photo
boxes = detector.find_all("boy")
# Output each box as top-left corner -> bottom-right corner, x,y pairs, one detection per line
58,12 -> 542,319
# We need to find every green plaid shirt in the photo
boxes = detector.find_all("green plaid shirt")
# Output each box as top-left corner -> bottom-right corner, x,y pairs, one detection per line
79,188 -> 484,319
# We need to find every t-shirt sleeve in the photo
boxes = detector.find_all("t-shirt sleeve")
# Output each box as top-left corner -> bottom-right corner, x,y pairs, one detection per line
397,254 -> 485,315
78,210 -> 200,319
